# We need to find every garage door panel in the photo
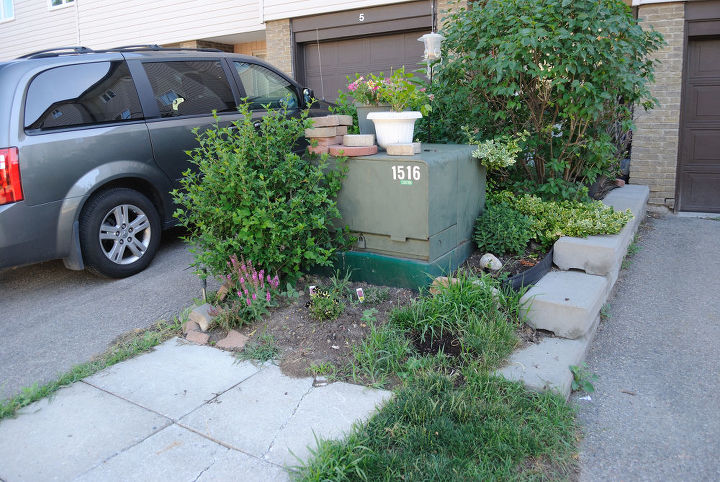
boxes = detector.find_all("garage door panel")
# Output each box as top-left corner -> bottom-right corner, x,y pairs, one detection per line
686,84 -> 720,122
689,38 -> 720,78
302,31 -> 428,102
679,37 -> 720,212
681,173 -> 720,213
683,129 -> 720,164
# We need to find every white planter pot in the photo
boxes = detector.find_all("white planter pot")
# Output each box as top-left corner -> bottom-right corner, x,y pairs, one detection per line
367,111 -> 423,149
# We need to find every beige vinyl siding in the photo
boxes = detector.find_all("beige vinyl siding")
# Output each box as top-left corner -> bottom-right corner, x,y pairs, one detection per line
263,0 -> 417,21
0,1 -> 77,61
78,0 -> 262,49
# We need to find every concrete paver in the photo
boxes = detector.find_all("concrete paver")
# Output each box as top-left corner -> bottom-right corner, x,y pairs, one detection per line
179,364 -> 314,458
576,215 -> 720,480
266,381 -> 392,466
75,424 -> 288,482
0,339 -> 391,480
0,382 -> 170,481
84,339 -> 259,419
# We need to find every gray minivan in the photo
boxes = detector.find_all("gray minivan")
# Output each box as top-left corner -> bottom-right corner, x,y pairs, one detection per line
0,46 -> 321,278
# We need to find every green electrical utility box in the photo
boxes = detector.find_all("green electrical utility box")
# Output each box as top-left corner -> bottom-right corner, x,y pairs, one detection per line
334,144 -> 486,289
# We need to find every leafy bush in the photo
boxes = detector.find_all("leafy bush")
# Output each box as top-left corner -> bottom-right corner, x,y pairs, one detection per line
172,102 -> 348,281
492,190 -> 633,248
473,203 -> 534,256
429,0 -> 664,190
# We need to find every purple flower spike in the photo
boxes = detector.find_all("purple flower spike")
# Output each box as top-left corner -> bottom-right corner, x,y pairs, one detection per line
252,293 -> 257,300
237,290 -> 242,298
246,298 -> 251,306
267,275 -> 272,283
266,291 -> 271,302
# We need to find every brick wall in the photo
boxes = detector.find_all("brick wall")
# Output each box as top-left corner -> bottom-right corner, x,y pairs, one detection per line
631,2 -> 685,208
234,40 -> 268,60
265,19 -> 293,77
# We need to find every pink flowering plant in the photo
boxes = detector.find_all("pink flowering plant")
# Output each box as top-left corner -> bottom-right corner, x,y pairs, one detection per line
215,254 -> 281,329
346,67 -> 432,115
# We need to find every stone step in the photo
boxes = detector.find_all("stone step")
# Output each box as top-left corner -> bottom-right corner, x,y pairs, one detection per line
521,270 -> 607,339
497,315 -> 599,399
553,184 -> 649,279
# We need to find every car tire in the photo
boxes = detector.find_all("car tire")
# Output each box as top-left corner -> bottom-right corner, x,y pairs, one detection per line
80,188 -> 162,278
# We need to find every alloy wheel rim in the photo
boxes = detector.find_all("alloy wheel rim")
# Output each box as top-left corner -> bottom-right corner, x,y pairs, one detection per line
98,204 -> 152,265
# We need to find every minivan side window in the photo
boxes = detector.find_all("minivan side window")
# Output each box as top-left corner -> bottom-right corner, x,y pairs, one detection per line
233,62 -> 298,110
24,61 -> 143,131
142,61 -> 235,118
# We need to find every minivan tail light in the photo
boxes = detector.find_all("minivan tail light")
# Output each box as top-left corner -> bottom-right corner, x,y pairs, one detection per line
0,148 -> 23,206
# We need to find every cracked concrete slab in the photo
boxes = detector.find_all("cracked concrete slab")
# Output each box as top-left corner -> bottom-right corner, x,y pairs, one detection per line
179,364 -> 313,458
84,338 -> 259,419
74,423 -> 287,482
0,382 -> 169,481
265,381 -> 392,466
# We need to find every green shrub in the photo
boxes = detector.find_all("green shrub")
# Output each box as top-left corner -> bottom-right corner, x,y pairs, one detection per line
172,102 -> 348,281
473,203 -> 534,256
494,190 -> 633,248
429,0 -> 664,190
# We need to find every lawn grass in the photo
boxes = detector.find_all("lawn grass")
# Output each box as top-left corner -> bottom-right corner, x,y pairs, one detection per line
295,273 -> 579,481
0,315 -> 185,421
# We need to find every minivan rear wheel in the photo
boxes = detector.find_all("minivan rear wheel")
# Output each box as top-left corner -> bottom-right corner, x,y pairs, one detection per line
80,188 -> 161,278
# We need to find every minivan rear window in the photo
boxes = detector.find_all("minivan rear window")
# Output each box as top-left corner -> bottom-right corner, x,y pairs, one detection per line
24,61 -> 143,131
142,61 -> 236,117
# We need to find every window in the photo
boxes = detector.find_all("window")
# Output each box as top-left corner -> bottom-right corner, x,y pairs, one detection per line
234,62 -> 298,110
50,0 -> 74,8
142,61 -> 235,118
24,61 -> 143,131
1,0 -> 14,21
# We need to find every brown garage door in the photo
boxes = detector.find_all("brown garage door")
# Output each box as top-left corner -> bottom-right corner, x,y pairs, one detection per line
678,37 -> 720,213
301,32 -> 427,102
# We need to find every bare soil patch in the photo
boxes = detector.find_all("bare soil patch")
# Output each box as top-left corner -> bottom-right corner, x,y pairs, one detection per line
234,275 -> 416,379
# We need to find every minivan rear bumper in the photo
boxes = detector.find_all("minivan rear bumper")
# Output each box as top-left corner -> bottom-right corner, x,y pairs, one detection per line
0,199 -> 62,269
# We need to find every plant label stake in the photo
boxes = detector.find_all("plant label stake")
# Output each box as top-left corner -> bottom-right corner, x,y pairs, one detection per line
356,288 -> 365,302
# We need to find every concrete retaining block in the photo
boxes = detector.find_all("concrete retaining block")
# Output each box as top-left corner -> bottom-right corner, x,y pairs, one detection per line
521,271 -> 607,339
497,316 -> 599,399
553,184 -> 649,277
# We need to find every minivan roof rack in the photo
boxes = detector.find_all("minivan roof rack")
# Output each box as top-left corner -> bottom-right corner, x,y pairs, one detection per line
18,46 -> 95,59
17,45 -> 223,59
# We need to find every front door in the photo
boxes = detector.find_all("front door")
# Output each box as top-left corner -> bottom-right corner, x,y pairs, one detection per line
678,37 -> 720,213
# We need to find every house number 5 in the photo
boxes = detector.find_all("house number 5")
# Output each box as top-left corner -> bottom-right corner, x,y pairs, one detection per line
392,165 -> 421,181
359,13 -> 365,22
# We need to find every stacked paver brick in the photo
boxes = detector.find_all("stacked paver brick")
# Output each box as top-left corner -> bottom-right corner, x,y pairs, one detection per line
306,116 -> 378,157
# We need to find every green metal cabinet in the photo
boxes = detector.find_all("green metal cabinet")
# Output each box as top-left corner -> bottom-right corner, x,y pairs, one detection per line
333,144 -> 486,289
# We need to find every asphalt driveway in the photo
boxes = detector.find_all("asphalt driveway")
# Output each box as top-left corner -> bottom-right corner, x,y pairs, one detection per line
0,229 -> 218,400
575,214 -> 720,480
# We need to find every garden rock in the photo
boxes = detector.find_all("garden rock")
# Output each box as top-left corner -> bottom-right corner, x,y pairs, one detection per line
480,253 -> 503,271
185,330 -> 209,345
309,115 -> 340,128
189,303 -> 215,332
182,320 -> 200,335
216,330 -> 249,351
